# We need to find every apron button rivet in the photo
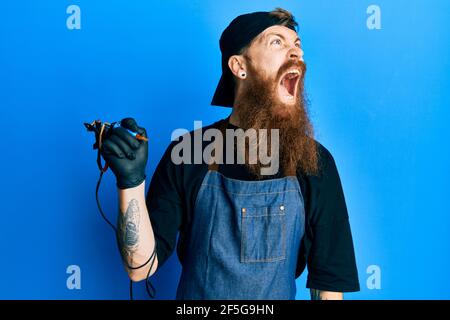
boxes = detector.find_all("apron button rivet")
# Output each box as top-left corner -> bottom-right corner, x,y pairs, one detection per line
241,207 -> 246,213
280,205 -> 285,211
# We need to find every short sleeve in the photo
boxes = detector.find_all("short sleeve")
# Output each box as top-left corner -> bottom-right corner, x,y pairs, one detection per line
305,144 -> 360,292
145,141 -> 184,270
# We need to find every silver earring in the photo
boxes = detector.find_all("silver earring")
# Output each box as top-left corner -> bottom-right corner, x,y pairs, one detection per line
240,71 -> 246,78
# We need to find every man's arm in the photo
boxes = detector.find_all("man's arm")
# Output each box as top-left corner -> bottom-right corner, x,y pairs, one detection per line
310,289 -> 343,300
117,180 -> 158,282
98,118 -> 159,282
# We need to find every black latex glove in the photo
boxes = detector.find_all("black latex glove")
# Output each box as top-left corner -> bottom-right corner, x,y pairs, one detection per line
100,117 -> 148,189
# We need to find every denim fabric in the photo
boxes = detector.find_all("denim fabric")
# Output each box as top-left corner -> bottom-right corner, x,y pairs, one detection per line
175,170 -> 305,300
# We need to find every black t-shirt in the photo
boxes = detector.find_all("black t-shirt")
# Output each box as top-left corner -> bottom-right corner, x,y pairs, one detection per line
145,118 -> 360,292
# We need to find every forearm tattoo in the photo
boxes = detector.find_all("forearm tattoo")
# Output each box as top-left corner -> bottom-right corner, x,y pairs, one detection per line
310,289 -> 324,300
117,199 -> 140,263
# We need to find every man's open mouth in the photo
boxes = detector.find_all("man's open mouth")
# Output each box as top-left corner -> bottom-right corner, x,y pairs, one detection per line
278,69 -> 301,101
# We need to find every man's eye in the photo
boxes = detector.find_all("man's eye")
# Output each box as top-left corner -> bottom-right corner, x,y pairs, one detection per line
295,42 -> 301,48
270,39 -> 282,46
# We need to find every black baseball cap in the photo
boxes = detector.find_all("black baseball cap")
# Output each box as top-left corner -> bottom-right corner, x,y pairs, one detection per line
211,9 -> 297,107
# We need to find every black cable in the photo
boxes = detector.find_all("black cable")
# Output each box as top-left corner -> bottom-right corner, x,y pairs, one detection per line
95,170 -> 157,300
95,171 -> 117,233
130,280 -> 133,300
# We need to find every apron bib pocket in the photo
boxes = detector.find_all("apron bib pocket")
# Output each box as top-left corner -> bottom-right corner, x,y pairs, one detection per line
240,204 -> 286,263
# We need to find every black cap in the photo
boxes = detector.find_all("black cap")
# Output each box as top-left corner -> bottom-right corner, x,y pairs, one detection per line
211,10 -> 297,107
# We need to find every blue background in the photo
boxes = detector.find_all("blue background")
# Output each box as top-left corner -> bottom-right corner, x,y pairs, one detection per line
0,0 -> 449,299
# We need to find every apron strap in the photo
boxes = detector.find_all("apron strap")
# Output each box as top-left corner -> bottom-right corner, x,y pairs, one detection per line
208,117 -> 229,172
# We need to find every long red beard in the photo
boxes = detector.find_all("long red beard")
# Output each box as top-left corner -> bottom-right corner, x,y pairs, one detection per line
233,60 -> 319,178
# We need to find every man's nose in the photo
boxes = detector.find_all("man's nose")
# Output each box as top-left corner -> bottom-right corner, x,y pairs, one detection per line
288,47 -> 304,61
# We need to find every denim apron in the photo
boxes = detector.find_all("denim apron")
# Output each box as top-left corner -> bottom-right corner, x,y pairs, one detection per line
175,119 -> 305,299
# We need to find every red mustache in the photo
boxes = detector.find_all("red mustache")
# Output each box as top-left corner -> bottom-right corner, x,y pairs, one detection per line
276,60 -> 306,82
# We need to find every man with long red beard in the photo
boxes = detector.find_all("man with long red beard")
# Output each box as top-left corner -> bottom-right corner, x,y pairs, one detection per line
100,8 -> 359,300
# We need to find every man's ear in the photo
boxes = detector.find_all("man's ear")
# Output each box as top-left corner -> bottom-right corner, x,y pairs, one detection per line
228,55 -> 247,79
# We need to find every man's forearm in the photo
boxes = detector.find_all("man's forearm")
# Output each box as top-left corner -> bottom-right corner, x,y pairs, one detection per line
310,289 -> 343,300
117,181 -> 158,281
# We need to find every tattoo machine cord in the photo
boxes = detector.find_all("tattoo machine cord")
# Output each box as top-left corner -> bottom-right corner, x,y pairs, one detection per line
85,120 -> 157,300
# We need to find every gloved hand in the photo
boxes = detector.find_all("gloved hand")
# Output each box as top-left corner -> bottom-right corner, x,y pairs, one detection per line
100,117 -> 148,189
